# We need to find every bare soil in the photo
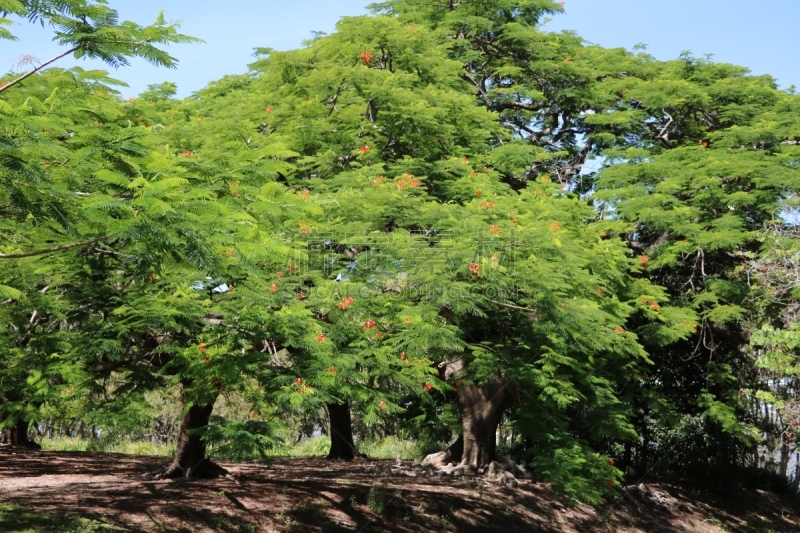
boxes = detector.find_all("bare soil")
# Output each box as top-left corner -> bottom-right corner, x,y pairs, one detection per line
1,447 -> 799,532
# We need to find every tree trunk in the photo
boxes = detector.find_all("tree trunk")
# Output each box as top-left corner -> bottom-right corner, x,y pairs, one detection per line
0,418 -> 41,448
457,378 -> 509,468
326,402 -> 357,460
159,392 -> 224,478
421,377 -> 512,473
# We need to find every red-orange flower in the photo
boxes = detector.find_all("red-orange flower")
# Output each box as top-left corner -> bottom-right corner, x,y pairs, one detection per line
399,351 -> 406,360
614,327 -> 624,335
607,480 -> 615,488
296,378 -> 303,386
359,145 -> 371,154
360,51 -> 374,65
549,222 -> 562,232
276,272 -> 283,279
424,383 -> 432,391
300,189 -> 310,199
297,291 -> 306,300
510,216 -> 517,222
597,288 -> 603,295
640,255 -> 649,266
650,301 -> 660,311
329,366 -> 337,375
363,319 -> 376,329
338,296 -> 354,310
270,284 -> 278,292
609,459 -> 616,466
475,189 -> 482,197
397,173 -> 421,190
198,343 -> 208,353
182,150 -> 192,158
266,106 -> 273,112
469,263 -> 480,276
489,225 -> 501,234
379,401 -> 386,409
317,333 -> 326,342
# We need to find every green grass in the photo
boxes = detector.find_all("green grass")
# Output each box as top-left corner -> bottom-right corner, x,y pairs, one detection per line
280,435 -> 330,457
41,434 -> 428,461
0,504 -> 121,532
40,437 -> 174,456
278,435 -> 428,460
359,436 -> 428,460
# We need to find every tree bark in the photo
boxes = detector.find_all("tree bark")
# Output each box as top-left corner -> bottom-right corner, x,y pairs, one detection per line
422,378 -> 511,470
326,402 -> 357,460
457,378 -> 510,468
160,397 -> 224,478
0,418 -> 41,448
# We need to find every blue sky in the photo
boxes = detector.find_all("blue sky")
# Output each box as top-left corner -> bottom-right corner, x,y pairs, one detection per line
2,1 -> 797,98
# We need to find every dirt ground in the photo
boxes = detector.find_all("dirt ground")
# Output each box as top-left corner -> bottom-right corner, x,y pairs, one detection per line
1,447 -> 799,532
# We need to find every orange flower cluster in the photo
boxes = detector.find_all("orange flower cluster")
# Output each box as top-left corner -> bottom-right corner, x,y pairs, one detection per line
198,343 -> 208,353
469,263 -> 480,276
360,51 -> 374,65
297,291 -> 306,300
597,288 -> 603,295
371,176 -> 384,186
424,383 -> 432,391
329,366 -> 337,375
359,145 -> 371,154
317,333 -> 326,342
363,319 -> 376,329
397,173 -> 421,189
640,255 -> 649,266
300,189 -> 310,199
475,189 -> 482,197
338,296 -> 354,310
614,327 -> 624,335
650,301 -> 660,311
270,284 -> 278,292
489,225 -> 501,234
549,222 -> 562,232
182,150 -> 192,158
481,201 -> 496,209
399,351 -> 406,360
299,222 -> 310,234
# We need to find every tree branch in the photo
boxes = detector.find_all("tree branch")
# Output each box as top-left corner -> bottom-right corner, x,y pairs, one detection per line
0,47 -> 79,94
0,237 -> 106,259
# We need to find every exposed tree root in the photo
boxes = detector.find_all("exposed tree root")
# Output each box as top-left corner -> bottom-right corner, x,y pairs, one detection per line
152,458 -> 230,480
361,451 -> 532,487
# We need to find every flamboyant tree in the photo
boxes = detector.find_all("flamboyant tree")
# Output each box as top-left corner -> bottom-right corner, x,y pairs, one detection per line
143,3 -> 697,499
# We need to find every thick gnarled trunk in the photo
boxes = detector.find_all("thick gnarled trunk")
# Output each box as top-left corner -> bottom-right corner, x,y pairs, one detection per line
457,378 -> 509,468
1,418 -> 40,448
160,387 -> 224,478
423,378 -> 511,471
326,402 -> 357,460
